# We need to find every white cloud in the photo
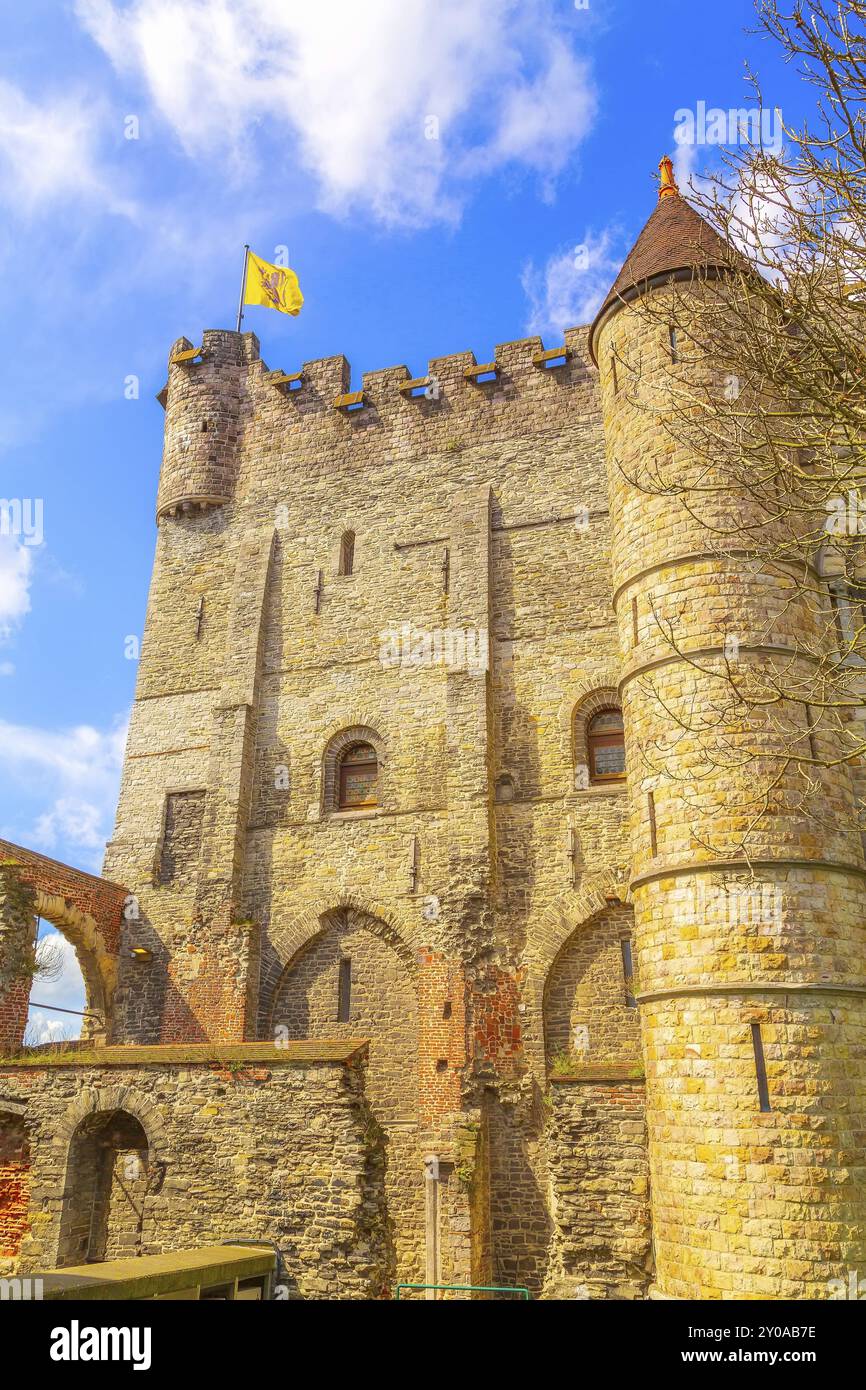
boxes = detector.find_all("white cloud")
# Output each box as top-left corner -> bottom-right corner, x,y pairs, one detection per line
0,78 -> 135,218
33,797 -> 106,852
76,0 -> 598,225
522,226 -> 623,337
0,712 -> 128,872
0,537 -> 33,641
26,1009 -> 80,1045
28,932 -> 86,1040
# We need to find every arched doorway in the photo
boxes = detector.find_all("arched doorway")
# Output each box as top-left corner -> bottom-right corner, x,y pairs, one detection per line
24,922 -> 88,1044
57,1110 -> 151,1266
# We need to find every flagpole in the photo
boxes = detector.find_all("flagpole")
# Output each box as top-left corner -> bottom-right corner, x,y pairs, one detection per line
235,244 -> 250,333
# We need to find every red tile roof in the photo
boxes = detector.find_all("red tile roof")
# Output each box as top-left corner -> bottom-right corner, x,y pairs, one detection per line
589,192 -> 733,363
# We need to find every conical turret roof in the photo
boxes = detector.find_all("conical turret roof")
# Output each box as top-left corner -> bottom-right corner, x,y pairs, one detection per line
588,156 -> 734,363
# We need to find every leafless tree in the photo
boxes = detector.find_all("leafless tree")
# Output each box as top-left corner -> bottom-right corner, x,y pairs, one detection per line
614,0 -> 866,854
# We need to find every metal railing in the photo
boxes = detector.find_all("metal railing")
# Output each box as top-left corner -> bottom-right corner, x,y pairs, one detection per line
395,1282 -> 530,1300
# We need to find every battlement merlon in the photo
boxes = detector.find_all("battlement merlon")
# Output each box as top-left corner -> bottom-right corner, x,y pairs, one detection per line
156,325 -> 592,410
154,324 -> 597,522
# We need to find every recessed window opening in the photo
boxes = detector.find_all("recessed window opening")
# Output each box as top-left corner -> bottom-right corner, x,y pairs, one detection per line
338,742 -> 378,809
751,1022 -> 772,1112
587,709 -> 626,783
337,957 -> 351,1022
339,530 -> 355,576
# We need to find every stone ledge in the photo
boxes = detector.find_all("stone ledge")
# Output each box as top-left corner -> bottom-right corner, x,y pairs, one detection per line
550,1065 -> 645,1084
0,1040 -> 369,1068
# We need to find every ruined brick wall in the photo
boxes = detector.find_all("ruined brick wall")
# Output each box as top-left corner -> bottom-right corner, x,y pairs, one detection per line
0,847 -> 125,1048
0,1114 -> 29,1260
0,867 -> 36,1052
0,1045 -> 388,1298
543,1078 -> 651,1300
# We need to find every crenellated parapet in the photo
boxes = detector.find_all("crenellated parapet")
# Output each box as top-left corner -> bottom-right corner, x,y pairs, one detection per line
153,325 -> 598,527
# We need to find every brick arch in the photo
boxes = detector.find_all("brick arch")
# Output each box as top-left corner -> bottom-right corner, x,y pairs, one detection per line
520,871 -> 631,1070
257,894 -> 419,1038
0,842 -> 125,1047
31,891 -> 117,1039
321,722 -> 388,814
558,669 -> 620,732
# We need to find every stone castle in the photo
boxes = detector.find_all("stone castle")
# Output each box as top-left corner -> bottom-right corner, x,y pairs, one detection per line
1,159 -> 865,1300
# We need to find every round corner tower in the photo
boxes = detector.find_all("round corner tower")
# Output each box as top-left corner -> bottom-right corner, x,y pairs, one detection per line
156,328 -> 257,522
589,157 -> 866,1299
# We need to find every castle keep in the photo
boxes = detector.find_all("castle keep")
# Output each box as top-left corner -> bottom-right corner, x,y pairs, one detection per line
1,166 -> 864,1299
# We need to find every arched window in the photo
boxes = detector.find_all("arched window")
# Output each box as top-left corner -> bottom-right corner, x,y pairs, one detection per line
338,742 -> 378,809
338,530 -> 355,576
587,708 -> 626,784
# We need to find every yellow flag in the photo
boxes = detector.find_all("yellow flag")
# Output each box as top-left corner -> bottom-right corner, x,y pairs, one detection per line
243,250 -> 303,316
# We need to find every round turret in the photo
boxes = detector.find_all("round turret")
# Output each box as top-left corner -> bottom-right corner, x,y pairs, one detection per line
591,158 -> 866,1299
156,328 -> 254,521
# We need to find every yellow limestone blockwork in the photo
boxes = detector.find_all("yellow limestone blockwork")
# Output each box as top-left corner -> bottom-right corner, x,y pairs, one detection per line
594,278 -> 866,1300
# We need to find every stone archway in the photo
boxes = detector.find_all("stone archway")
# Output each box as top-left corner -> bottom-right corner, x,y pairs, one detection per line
542,902 -> 640,1070
519,871 -> 631,1074
53,1087 -> 166,1268
258,891 -> 419,1040
57,1111 -> 150,1266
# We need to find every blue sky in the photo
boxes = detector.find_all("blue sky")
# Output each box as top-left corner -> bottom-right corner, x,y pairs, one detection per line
0,0 -> 809,1034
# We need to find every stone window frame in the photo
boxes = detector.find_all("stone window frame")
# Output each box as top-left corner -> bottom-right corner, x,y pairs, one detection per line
322,725 -> 387,818
572,688 -> 626,791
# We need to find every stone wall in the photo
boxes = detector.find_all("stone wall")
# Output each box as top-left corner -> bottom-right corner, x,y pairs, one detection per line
594,272 -> 866,1297
272,906 -> 423,1283
543,1075 -> 651,1300
0,1044 -> 390,1299
94,319 -> 637,1288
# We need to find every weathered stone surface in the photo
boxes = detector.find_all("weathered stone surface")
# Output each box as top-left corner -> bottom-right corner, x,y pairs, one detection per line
0,1053 -> 388,1299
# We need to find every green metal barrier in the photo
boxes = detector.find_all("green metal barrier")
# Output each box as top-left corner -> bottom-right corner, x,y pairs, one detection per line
394,1282 -> 530,1300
